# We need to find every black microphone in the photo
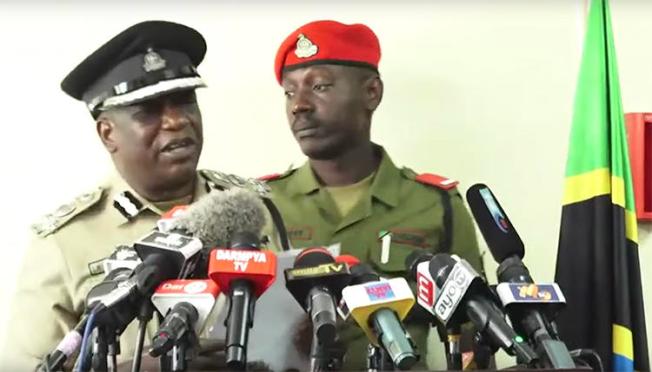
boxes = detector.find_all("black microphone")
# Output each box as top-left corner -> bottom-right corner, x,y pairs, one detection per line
284,248 -> 352,346
466,184 -> 575,369
428,253 -> 539,366
464,183 -> 524,263
85,263 -> 143,333
222,231 -> 269,370
39,246 -> 141,371
406,250 -> 467,370
149,302 -> 199,357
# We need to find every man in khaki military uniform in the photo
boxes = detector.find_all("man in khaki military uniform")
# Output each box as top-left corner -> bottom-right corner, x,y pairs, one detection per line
1,21 -> 261,370
265,20 -> 485,369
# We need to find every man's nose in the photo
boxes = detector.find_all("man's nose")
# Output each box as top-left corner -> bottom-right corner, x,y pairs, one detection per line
291,89 -> 314,115
160,102 -> 190,130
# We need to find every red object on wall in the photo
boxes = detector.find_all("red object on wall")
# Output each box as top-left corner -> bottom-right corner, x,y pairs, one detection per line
624,113 -> 652,221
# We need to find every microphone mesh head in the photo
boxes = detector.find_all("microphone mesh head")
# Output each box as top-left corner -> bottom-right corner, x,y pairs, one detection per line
335,254 -> 361,267
404,250 -> 433,280
294,247 -> 335,268
429,253 -> 457,288
349,263 -> 379,285
169,188 -> 267,246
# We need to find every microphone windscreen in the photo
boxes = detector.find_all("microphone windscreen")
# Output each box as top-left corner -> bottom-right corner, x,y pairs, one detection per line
404,250 -> 433,280
170,188 -> 267,246
294,247 -> 335,268
428,253 -> 457,287
336,254 -> 361,267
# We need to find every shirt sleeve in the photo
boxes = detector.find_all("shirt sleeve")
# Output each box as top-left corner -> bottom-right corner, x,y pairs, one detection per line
1,234 -> 79,371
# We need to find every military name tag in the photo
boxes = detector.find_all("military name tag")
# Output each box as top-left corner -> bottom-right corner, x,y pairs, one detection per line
387,228 -> 429,248
287,226 -> 314,241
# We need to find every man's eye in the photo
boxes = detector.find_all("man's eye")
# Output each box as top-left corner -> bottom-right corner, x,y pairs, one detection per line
314,84 -> 332,92
284,91 -> 294,98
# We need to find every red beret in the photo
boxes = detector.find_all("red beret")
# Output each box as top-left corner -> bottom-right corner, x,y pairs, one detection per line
274,20 -> 381,84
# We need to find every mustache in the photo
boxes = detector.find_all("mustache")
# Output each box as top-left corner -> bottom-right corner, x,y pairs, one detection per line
292,114 -> 321,132
160,136 -> 197,152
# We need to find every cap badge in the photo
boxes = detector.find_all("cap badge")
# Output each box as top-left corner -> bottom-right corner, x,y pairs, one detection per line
294,34 -> 318,58
143,48 -> 167,72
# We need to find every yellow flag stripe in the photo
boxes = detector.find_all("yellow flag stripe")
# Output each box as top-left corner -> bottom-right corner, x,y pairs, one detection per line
611,175 -> 625,208
613,323 -> 634,361
563,169 -> 611,205
626,209 -> 638,244
563,168 -> 637,243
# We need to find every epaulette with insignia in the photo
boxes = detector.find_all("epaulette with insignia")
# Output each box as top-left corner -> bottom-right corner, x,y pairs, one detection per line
199,169 -> 271,196
257,167 -> 297,183
31,186 -> 105,238
257,173 -> 282,182
401,168 -> 459,190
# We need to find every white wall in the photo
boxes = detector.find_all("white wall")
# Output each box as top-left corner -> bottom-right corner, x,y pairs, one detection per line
0,0 -> 649,365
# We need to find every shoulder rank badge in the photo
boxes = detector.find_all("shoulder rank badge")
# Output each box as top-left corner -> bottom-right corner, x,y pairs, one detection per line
414,172 -> 459,191
112,191 -> 144,220
31,186 -> 105,238
257,173 -> 282,182
200,169 -> 271,196
295,34 -> 318,58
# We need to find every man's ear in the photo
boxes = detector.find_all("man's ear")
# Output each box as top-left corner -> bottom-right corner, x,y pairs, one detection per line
364,75 -> 384,112
96,114 -> 118,153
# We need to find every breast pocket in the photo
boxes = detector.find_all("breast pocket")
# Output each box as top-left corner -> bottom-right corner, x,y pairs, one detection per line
369,229 -> 433,275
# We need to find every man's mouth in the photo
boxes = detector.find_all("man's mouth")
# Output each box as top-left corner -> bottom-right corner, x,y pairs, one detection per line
161,137 -> 196,153
294,126 -> 320,138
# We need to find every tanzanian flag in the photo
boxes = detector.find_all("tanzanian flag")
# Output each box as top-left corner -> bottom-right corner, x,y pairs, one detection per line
554,0 -> 649,371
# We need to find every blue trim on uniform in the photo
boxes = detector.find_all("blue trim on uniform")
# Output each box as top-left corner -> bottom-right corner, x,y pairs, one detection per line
613,353 -> 634,372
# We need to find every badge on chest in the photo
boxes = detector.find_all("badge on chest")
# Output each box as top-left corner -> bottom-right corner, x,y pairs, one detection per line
373,228 -> 431,272
287,225 -> 314,242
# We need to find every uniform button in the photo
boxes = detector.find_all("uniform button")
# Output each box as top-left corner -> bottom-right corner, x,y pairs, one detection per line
77,192 -> 94,203
54,203 -> 76,217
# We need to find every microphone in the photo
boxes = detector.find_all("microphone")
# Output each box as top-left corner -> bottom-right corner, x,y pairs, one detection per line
466,184 -> 575,368
149,279 -> 220,357
340,263 -> 418,370
151,303 -> 198,358
284,248 -> 352,345
82,245 -> 151,339
334,254 -> 363,321
405,251 -> 436,313
206,191 -> 274,370
426,253 -> 539,365
464,183 -> 524,263
38,316 -> 87,372
40,245 -> 143,371
406,250 -> 469,370
100,188 -> 267,311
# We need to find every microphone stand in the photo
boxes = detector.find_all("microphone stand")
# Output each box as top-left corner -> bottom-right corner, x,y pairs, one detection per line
106,334 -> 120,372
171,343 -> 188,372
446,325 -> 463,370
92,327 -> 108,372
90,325 -> 120,372
309,329 -> 345,372
310,333 -> 332,372
367,344 -> 393,372
132,301 -> 153,372
172,326 -> 199,372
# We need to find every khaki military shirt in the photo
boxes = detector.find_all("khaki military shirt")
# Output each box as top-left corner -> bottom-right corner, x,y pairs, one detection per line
264,146 -> 483,370
1,170 -> 234,371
